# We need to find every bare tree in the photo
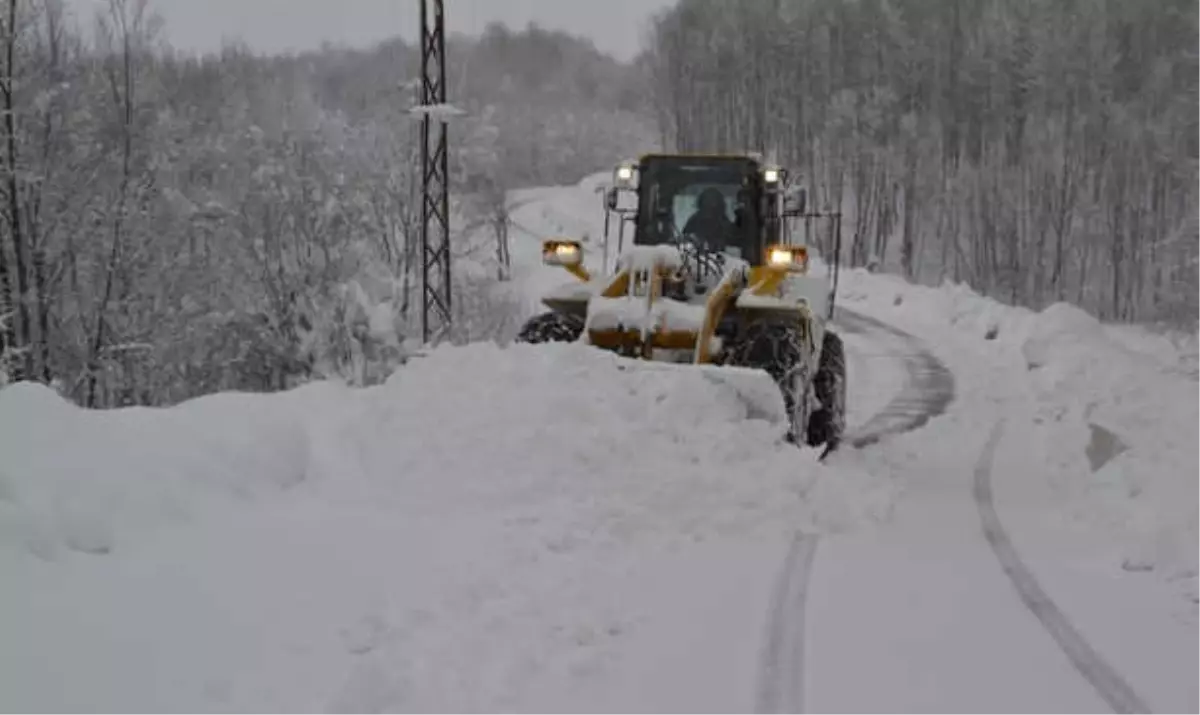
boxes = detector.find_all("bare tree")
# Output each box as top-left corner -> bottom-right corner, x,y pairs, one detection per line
645,0 -> 1198,326
0,12 -> 659,403
0,0 -> 30,380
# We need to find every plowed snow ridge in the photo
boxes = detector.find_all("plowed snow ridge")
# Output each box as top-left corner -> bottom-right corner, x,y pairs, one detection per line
0,340 -> 899,712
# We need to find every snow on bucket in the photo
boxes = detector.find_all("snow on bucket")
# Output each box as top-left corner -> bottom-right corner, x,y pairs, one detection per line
609,358 -> 787,427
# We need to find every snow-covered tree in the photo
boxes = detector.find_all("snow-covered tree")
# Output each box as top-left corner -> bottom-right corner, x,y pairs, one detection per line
0,7 -> 657,405
644,0 -> 1198,327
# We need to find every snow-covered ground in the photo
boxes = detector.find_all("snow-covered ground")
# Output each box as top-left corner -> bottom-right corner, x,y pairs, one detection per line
0,173 -> 1195,712
818,270 -> 1198,712
0,342 -> 889,712
838,270 -> 1198,601
1105,323 -> 1199,382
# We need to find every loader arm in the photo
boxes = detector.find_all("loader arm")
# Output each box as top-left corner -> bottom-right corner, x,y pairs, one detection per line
693,268 -> 744,364
579,246 -> 724,358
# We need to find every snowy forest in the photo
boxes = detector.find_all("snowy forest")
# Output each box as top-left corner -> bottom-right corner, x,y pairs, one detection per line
0,0 -> 654,404
0,0 -> 1196,407
643,0 -> 1198,326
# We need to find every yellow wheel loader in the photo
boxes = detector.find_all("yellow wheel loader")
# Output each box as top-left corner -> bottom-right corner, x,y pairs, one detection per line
516,153 -> 847,455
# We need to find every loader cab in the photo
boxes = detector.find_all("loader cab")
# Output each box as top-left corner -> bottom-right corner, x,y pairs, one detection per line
606,154 -> 788,266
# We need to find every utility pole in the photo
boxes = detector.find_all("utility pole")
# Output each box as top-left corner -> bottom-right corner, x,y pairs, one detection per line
416,0 -> 452,344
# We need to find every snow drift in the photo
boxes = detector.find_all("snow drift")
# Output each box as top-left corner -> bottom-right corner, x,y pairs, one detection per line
0,340 -> 890,712
0,380 -> 345,559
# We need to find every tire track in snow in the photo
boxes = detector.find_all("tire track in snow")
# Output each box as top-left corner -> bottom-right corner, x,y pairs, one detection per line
757,310 -> 954,713
836,309 -> 956,449
973,421 -> 1151,714
755,532 -> 819,714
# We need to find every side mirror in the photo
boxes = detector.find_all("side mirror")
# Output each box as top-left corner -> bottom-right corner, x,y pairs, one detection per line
783,187 -> 807,216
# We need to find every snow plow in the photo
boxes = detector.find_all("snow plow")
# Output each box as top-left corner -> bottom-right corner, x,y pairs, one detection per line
515,153 -> 846,454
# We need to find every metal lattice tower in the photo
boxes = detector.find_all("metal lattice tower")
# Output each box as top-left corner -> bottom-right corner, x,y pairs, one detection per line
418,0 -> 452,343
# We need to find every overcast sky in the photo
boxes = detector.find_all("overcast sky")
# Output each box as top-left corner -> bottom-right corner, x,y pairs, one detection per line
63,0 -> 675,61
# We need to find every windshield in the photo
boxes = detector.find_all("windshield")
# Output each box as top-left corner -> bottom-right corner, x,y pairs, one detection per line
634,157 -> 761,260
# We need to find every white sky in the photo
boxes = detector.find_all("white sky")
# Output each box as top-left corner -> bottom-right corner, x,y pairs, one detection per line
63,0 -> 675,61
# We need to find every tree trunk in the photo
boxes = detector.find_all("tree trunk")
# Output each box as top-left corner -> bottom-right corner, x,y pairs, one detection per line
3,0 -> 32,380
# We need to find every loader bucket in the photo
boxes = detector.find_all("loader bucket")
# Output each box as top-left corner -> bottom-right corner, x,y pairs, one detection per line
613,359 -> 787,426
693,363 -> 788,424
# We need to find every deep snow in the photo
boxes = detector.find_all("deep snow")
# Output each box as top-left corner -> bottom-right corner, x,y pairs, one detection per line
837,268 -> 1198,605
826,268 -> 1198,712
0,341 -> 892,712
1,172 -> 1196,712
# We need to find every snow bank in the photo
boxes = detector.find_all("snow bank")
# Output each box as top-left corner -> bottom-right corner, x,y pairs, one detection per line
0,341 -> 892,711
1019,303 -> 1198,582
0,380 -> 358,559
1106,322 -> 1199,380
336,341 -> 892,536
835,268 -> 1035,345
838,268 -> 1199,603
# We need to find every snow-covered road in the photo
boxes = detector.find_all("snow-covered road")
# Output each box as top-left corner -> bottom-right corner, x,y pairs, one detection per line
525,309 -> 960,715
795,273 -> 1197,714
0,174 -> 1195,713
839,310 -> 956,449
508,176 -> 1198,713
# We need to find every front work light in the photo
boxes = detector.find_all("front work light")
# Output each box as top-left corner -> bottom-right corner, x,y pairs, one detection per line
614,162 -> 636,188
543,239 -> 584,267
763,166 -> 782,184
766,244 -> 808,273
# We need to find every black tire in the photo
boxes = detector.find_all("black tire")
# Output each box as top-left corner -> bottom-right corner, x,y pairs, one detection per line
725,320 -> 812,444
515,311 -> 584,344
806,329 -> 847,452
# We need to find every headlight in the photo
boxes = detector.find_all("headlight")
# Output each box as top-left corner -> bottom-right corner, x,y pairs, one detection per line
766,244 -> 808,273
543,239 -> 583,267
763,166 -> 781,184
614,163 -> 636,188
